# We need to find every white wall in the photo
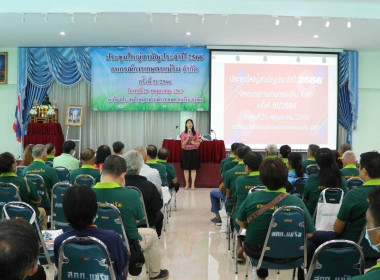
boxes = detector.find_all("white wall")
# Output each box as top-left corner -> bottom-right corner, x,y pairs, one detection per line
352,52 -> 380,155
0,48 -> 21,158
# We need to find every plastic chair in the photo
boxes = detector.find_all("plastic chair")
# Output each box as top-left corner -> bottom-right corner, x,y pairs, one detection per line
16,165 -> 26,177
248,206 -> 308,280
291,177 -> 308,198
313,188 -> 344,223
73,174 -> 96,188
55,166 -> 71,183
57,236 -> 116,280
306,240 -> 364,280
45,161 -> 53,167
51,182 -> 72,232
305,164 -> 319,175
26,174 -> 50,211
347,177 -> 364,191
1,201 -> 53,265
0,182 -> 21,220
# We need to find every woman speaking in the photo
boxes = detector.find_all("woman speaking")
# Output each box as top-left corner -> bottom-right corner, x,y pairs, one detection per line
180,119 -> 200,190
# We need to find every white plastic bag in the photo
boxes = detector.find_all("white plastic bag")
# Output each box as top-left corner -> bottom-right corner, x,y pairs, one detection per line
219,207 -> 227,233
315,188 -> 343,231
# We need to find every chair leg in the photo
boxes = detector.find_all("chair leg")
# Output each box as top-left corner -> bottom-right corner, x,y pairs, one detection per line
227,217 -> 231,250
233,231 -> 238,274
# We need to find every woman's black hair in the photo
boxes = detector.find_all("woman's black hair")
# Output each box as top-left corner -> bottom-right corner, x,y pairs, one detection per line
315,148 -> 342,188
183,119 -> 196,135
95,145 -> 112,165
0,152 -> 15,174
288,152 -> 303,177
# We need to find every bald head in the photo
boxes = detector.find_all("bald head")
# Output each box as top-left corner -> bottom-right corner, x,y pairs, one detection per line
135,146 -> 147,162
80,149 -> 95,165
342,150 -> 357,167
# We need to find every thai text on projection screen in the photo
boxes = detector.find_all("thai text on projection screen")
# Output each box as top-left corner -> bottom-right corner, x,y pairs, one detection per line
210,51 -> 338,150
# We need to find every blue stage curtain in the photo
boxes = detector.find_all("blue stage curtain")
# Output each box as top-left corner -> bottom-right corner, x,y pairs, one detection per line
16,47 -> 91,138
338,51 -> 358,146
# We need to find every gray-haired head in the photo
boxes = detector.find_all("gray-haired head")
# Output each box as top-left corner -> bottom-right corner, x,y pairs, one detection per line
342,150 -> 356,165
265,143 -> 278,156
32,144 -> 47,158
124,150 -> 144,175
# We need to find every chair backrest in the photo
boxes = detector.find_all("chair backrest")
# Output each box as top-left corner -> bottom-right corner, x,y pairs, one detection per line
305,164 -> 319,175
51,182 -> 72,232
74,174 -> 96,188
0,183 -> 21,220
258,206 -> 307,268
291,177 -> 308,198
347,177 -> 364,191
16,165 -> 26,177
248,186 -> 266,194
320,188 -> 344,204
126,186 -> 150,228
94,202 -> 130,252
1,201 -> 53,265
306,239 -> 364,280
45,161 -> 54,167
58,236 -> 116,280
55,166 -> 71,183
26,174 -> 50,210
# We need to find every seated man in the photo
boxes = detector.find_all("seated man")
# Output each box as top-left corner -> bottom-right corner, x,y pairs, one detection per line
135,146 -> 162,193
157,147 -> 180,192
236,158 -> 315,280
0,219 -> 41,280
0,152 -> 47,229
338,143 -> 352,159
146,145 -> 168,186
220,143 -> 240,173
22,144 -> 59,192
71,148 -> 101,183
264,143 -> 278,159
54,186 -> 128,280
113,141 -> 125,157
45,142 -> 56,163
93,155 -> 169,280
302,144 -> 320,172
124,150 -> 164,237
352,186 -> 380,279
340,150 -> 359,179
53,140 -> 79,171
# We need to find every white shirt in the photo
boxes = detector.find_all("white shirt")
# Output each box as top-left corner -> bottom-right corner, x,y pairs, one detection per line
139,164 -> 162,194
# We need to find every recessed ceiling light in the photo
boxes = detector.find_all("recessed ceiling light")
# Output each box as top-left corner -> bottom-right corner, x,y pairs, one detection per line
325,19 -> 330,28
275,18 -> 280,26
186,32 -> 191,36
60,31 -> 66,36
297,18 -> 302,27
313,34 -> 319,39
347,20 -> 352,28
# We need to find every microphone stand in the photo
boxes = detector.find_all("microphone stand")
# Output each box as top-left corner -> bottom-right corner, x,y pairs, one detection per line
170,125 -> 179,139
211,129 -> 216,140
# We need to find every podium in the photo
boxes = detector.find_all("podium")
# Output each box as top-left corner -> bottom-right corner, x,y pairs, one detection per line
24,123 -> 65,155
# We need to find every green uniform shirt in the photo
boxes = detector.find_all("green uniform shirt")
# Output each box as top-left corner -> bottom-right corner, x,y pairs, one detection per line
93,182 -> 145,241
302,158 -> 316,171
0,172 -> 41,216
282,158 -> 288,164
220,155 -> 235,173
46,155 -> 55,163
222,159 -> 238,175
337,179 -> 380,242
235,172 -> 263,212
53,153 -> 79,171
223,162 -> 245,190
303,174 -> 347,217
236,188 -> 315,245
71,165 -> 101,183
146,160 -> 167,186
351,262 -> 380,280
157,160 -> 176,184
22,159 -> 59,192
340,164 -> 360,179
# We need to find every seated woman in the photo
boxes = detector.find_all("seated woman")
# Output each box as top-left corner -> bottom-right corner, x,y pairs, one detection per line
54,186 -> 129,280
236,158 -> 315,280
287,152 -> 308,185
21,144 -> 35,166
94,145 -> 112,169
303,148 -> 347,217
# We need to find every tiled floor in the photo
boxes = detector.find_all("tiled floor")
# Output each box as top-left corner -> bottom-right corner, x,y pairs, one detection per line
45,188 -> 296,280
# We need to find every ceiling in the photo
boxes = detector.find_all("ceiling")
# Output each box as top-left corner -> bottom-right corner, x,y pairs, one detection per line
2,0 -> 380,51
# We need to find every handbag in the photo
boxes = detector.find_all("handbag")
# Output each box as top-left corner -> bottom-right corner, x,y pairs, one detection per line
128,239 -> 145,276
315,188 -> 344,231
247,193 -> 288,223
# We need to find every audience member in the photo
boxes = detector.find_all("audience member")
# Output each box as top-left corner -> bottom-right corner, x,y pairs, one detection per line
236,158 -> 315,280
157,147 -> 180,192
279,144 -> 291,164
21,144 -> 35,166
302,144 -> 320,171
287,152 -> 307,185
22,144 -> 59,192
124,150 -> 164,237
113,141 -> 125,156
303,148 -> 347,217
0,152 -> 47,229
94,145 -> 112,169
93,155 -> 169,280
341,150 -> 359,179
146,145 -> 168,186
54,186 -> 128,280
0,219 -> 41,280
332,149 -> 344,169
135,146 -> 162,193
45,142 -> 56,163
220,143 -> 240,174
264,143 -> 278,159
53,140 -> 80,171
338,143 -> 352,158
71,148 -> 101,183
